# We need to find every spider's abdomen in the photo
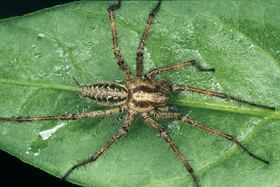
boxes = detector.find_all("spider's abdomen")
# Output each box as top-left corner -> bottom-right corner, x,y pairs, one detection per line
127,81 -> 170,112
82,83 -> 128,106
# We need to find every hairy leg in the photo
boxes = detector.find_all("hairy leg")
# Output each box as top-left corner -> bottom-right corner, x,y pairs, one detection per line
0,105 -> 127,122
149,110 -> 269,164
156,106 -> 178,113
135,0 -> 162,81
108,1 -> 132,86
145,60 -> 214,80
141,112 -> 200,187
171,85 -> 275,110
62,110 -> 137,180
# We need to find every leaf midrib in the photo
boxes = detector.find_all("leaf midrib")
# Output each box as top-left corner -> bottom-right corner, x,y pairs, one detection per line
1,77 -> 277,119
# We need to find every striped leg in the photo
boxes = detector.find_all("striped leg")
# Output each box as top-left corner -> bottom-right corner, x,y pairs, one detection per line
62,110 -> 136,180
145,60 -> 214,80
141,112 -> 200,187
171,85 -> 275,110
108,1 -> 132,86
135,0 -> 162,80
0,105 -> 127,122
149,110 -> 269,165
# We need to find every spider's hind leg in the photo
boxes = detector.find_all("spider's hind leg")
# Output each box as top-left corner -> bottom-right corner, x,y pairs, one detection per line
62,110 -> 136,180
141,112 -> 200,187
150,110 -> 269,165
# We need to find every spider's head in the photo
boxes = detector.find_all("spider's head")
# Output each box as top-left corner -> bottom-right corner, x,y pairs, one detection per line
127,81 -> 170,112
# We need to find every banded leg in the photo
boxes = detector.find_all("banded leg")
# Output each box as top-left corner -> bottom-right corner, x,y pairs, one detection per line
171,85 -> 275,110
145,60 -> 215,80
108,1 -> 132,86
0,105 -> 127,122
141,112 -> 200,187
135,0 -> 162,80
62,110 -> 136,180
156,106 -> 179,113
149,110 -> 269,164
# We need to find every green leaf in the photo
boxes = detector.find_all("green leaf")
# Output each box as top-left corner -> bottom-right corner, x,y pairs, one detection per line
0,1 -> 280,187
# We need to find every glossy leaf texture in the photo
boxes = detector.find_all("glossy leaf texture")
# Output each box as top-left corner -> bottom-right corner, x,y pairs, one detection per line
0,1 -> 280,187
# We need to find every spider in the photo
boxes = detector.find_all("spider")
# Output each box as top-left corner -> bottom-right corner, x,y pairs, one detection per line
0,0 -> 275,186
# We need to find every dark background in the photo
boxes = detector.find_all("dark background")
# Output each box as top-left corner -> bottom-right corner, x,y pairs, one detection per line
0,1 -> 76,20
1,1 -> 81,187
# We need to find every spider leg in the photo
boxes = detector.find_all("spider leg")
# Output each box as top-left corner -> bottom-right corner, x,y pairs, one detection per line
149,110 -> 269,165
108,1 -> 132,86
140,112 -> 200,187
0,105 -> 127,122
171,85 -> 275,110
156,106 -> 179,113
145,60 -> 214,80
62,110 -> 136,180
135,0 -> 162,81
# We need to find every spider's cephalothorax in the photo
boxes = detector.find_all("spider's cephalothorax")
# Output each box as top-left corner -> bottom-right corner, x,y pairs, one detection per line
0,0 -> 275,187
127,80 -> 170,112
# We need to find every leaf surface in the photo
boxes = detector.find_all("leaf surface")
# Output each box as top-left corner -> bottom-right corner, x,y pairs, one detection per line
0,1 -> 280,187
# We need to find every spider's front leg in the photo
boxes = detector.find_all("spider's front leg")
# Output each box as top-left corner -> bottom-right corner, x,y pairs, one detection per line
135,0 -> 162,80
149,110 -> 269,165
141,112 -> 200,187
146,60 -> 274,110
62,110 -> 137,180
108,1 -> 132,86
145,60 -> 214,80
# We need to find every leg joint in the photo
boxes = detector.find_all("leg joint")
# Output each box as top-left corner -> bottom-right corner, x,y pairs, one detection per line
137,52 -> 143,57
159,128 -> 166,134
128,111 -> 135,118
153,111 -> 159,118
225,134 -> 233,140
143,115 -> 150,120
149,14 -> 155,18
122,126 -> 129,132
178,114 -> 184,120
17,117 -> 24,122
118,105 -> 126,113
190,60 -> 196,65
117,60 -> 125,65
72,114 -> 76,120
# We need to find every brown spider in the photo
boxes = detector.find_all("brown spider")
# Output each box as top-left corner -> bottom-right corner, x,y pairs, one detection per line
0,0 -> 275,186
